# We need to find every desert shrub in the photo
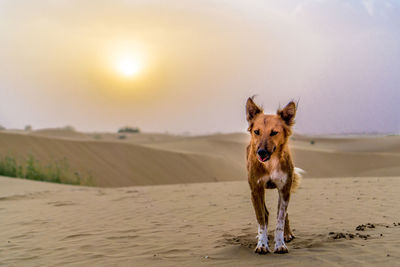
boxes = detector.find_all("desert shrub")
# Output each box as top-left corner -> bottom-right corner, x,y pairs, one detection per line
310,140 -> 315,145
118,126 -> 140,133
25,155 -> 42,181
118,135 -> 127,139
24,125 -> 32,131
92,134 -> 102,140
0,154 -> 92,186
0,155 -> 19,177
63,125 -> 76,131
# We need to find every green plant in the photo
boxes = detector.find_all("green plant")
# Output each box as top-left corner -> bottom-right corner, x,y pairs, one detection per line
0,155 -> 18,177
25,154 -> 42,181
0,154 -> 93,186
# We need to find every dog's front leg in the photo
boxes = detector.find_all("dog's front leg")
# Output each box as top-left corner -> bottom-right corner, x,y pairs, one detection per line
250,183 -> 271,254
274,191 -> 290,253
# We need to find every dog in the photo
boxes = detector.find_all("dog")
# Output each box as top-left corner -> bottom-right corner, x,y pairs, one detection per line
245,96 -> 303,254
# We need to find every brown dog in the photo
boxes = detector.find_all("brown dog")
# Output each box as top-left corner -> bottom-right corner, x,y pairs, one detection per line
246,97 -> 303,254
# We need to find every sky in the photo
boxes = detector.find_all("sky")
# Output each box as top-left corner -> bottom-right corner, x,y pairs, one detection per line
0,0 -> 399,134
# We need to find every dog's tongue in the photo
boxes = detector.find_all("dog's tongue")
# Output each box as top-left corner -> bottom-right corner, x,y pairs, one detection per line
258,154 -> 271,162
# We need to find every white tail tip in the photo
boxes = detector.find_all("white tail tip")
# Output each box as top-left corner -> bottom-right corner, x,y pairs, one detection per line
294,167 -> 305,176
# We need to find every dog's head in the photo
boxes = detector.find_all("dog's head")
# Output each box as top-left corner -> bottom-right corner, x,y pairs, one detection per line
246,97 -> 296,163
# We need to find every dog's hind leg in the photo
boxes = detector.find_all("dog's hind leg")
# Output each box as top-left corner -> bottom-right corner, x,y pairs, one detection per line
264,203 -> 269,226
284,213 -> 295,242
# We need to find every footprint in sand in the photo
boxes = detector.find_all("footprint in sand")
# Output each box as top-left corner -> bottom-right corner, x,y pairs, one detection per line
47,201 -> 76,207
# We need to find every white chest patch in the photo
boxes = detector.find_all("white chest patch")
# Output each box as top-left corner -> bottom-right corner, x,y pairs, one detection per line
257,158 -> 288,189
270,170 -> 288,190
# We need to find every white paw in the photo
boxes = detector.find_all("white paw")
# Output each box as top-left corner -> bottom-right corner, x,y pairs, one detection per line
274,240 -> 288,254
255,224 -> 271,254
255,240 -> 271,254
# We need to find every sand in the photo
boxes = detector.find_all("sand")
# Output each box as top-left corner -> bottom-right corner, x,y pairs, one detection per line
0,176 -> 399,266
0,129 -> 399,266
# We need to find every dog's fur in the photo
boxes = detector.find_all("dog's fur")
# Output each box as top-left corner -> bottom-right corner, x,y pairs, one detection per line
245,97 -> 302,254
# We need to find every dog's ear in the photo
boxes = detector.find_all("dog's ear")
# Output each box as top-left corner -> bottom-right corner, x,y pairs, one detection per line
277,101 -> 296,126
246,97 -> 262,129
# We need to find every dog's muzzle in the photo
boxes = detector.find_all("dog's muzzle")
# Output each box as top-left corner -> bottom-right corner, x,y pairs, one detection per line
257,149 -> 271,162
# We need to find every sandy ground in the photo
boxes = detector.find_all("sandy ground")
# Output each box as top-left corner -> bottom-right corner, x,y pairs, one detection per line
0,176 -> 399,266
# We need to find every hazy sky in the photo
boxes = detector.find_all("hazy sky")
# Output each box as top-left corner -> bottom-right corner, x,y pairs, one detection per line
0,0 -> 399,134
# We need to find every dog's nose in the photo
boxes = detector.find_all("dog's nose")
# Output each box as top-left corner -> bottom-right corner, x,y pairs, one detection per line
257,149 -> 268,159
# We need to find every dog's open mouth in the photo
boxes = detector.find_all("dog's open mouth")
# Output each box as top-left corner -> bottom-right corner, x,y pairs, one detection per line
258,155 -> 271,162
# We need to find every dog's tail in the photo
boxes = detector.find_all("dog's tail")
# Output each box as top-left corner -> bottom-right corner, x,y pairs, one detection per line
291,167 -> 305,193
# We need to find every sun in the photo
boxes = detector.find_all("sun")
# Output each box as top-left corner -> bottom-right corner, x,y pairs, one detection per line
116,57 -> 141,77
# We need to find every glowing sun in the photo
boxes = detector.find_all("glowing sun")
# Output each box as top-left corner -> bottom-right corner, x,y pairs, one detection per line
115,56 -> 142,77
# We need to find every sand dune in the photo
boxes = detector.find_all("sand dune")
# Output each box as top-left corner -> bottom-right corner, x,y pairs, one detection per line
293,134 -> 400,153
0,132 -> 243,186
0,176 -> 399,266
0,131 -> 399,186
31,128 -> 185,144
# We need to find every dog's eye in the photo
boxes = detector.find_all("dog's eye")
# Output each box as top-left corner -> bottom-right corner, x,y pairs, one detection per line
254,129 -> 260,135
270,130 -> 278,136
